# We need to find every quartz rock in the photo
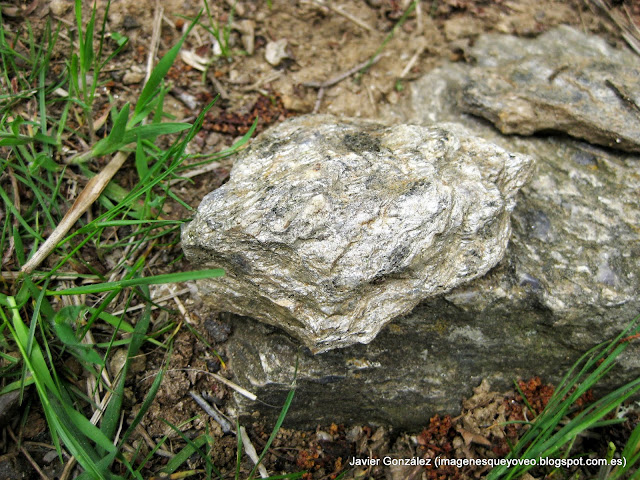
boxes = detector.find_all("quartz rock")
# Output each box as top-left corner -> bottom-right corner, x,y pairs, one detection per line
460,26 -> 640,152
182,115 -> 533,352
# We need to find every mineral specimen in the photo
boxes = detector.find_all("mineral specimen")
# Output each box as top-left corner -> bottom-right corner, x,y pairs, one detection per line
226,63 -> 640,429
182,115 -> 532,352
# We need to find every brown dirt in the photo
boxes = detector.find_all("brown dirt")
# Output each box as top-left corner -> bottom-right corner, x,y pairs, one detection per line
2,0 -> 640,479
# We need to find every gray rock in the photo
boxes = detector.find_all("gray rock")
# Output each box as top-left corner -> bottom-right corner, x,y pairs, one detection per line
459,26 -> 640,152
224,37 -> 640,429
182,115 -> 533,352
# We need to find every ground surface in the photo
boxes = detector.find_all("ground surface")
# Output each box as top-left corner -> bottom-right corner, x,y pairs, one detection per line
2,0 -> 640,479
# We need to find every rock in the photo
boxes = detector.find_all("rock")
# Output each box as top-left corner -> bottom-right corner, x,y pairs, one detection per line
50,0 -> 71,16
459,26 -> 640,152
182,115 -> 533,352
265,38 -> 291,66
122,67 -> 146,85
223,35 -> 640,429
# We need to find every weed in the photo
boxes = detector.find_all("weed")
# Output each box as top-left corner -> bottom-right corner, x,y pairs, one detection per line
0,2 -> 280,479
202,0 -> 236,59
487,317 -> 640,479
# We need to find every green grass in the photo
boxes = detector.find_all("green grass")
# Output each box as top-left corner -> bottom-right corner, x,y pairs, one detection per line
488,318 -> 640,480
0,2 -> 298,479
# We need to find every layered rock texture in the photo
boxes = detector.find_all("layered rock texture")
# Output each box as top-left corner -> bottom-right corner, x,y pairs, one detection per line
460,26 -> 640,152
182,116 -> 533,352
185,27 -> 640,428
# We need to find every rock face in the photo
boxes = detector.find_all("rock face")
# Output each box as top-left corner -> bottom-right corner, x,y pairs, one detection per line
460,26 -> 640,152
221,27 -> 640,429
182,116 -> 532,352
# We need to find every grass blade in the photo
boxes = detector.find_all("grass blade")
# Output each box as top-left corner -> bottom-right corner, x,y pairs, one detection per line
131,11 -> 202,124
48,269 -> 224,295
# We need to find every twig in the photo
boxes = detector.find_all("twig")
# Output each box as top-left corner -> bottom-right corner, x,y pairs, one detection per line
21,150 -> 130,274
312,87 -> 325,114
303,54 -> 382,89
2,167 -> 19,266
310,0 -> 374,32
400,38 -> 427,78
148,368 -> 258,402
204,371 -> 257,401
415,0 -> 423,34
164,284 -> 196,324
239,426 -> 269,479
304,55 -> 382,113
189,391 -> 234,434
59,457 -> 77,480
7,427 -> 51,480
588,0 -> 640,56
239,71 -> 284,93
365,82 -> 377,114
207,72 -> 230,100
133,424 -> 174,458
144,0 -> 164,87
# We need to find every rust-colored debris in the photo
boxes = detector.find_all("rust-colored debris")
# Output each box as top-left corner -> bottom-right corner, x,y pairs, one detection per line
203,93 -> 296,136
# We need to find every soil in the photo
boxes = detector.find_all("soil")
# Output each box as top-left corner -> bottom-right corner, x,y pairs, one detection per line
2,1 -> 640,479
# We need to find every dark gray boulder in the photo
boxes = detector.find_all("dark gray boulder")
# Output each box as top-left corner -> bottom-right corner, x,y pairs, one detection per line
460,26 -> 640,152
218,29 -> 640,429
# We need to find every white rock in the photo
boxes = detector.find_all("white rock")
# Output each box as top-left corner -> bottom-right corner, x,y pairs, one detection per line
265,38 -> 290,66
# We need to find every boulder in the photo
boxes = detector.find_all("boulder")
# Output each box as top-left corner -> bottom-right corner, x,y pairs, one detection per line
219,29 -> 640,429
182,116 -> 532,352
460,26 -> 640,152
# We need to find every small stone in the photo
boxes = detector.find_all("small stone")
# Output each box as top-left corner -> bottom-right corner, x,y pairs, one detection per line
0,391 -> 20,429
182,115 -> 532,352
316,431 -> 333,442
122,15 -> 140,29
204,317 -> 232,343
443,16 -> 482,40
108,349 -> 127,376
109,349 -> 146,376
122,67 -> 146,85
50,0 -> 71,16
265,38 -> 290,66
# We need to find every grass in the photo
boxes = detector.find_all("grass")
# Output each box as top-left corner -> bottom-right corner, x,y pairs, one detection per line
0,2 -> 298,479
487,318 -> 640,480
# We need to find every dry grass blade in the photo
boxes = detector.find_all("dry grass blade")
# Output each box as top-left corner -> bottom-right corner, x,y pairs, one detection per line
239,426 -> 269,479
309,0 -> 374,32
588,0 -> 640,55
20,150 -> 129,274
144,0 -> 164,86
